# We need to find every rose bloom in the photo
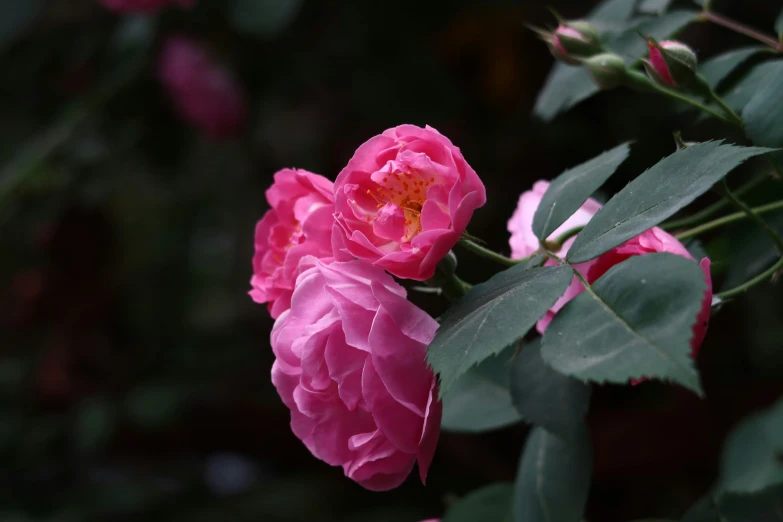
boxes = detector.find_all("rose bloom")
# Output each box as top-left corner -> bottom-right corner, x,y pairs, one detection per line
508,180 -> 712,355
333,124 -> 486,281
250,169 -> 335,319
99,0 -> 194,13
507,180 -> 602,332
158,36 -> 247,139
271,258 -> 441,491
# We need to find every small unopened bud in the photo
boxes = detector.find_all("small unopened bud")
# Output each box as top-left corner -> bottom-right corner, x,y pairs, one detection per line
550,22 -> 601,64
584,53 -> 626,90
643,40 -> 697,88
534,20 -> 601,65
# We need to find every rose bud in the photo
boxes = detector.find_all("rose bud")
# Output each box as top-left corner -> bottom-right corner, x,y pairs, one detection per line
584,53 -> 627,90
333,124 -> 486,281
644,40 -> 698,88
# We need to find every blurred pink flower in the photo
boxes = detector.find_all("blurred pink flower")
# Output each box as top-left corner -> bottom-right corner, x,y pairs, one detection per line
507,179 -> 601,332
250,169 -> 335,319
585,227 -> 713,357
158,36 -> 247,138
271,258 -> 441,491
333,124 -> 486,281
99,0 -> 194,13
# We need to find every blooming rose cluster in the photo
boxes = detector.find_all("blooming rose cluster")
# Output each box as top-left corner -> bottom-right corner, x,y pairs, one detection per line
250,125 -> 486,490
508,180 -> 713,360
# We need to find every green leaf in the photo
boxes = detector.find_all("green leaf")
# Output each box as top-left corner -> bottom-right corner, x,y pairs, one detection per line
510,338 -> 591,438
230,0 -> 303,38
533,142 -> 632,241
586,0 -> 638,30
512,425 -> 593,522
723,208 -> 783,289
714,485 -> 783,522
604,10 -> 700,65
0,0 -> 41,51
442,346 -> 521,433
682,493 -> 720,522
541,254 -> 707,395
743,60 -> 783,148
428,264 -> 573,396
567,142 -> 773,264
73,397 -> 115,454
443,483 -> 513,522
718,396 -> 783,494
776,8 -> 783,39
698,47 -> 762,90
720,61 -> 782,112
639,0 -> 675,14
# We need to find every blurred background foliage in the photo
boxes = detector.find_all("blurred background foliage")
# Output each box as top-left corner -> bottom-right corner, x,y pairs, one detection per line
1,0 -> 782,521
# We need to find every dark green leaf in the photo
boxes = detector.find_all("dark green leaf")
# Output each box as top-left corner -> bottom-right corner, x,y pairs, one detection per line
443,483 -> 513,522
510,338 -> 591,438
721,61 -> 782,112
541,254 -> 707,395
639,0 -> 675,14
567,142 -> 773,264
587,0 -> 638,30
698,47 -> 762,90
533,142 -> 632,241
230,0 -> 303,38
682,493 -> 720,522
74,397 -> 115,454
0,0 -> 41,51
715,485 -> 783,522
428,265 -> 573,395
743,61 -> 783,148
723,209 -> 783,289
718,396 -> 783,494
442,346 -> 521,433
512,425 -> 593,522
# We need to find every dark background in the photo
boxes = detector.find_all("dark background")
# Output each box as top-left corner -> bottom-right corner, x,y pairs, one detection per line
1,0 -> 782,520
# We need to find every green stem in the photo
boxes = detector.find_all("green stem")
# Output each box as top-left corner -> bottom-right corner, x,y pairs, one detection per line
700,11 -> 782,52
552,225 -> 584,248
707,87 -> 743,126
675,200 -> 783,241
717,181 -> 783,253
662,172 -> 769,230
458,238 -> 520,267
624,70 -> 737,126
717,255 -> 783,299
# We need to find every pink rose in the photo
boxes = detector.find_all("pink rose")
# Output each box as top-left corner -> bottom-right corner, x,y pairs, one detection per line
333,124 -> 486,281
585,227 -> 713,357
271,258 -> 441,491
507,180 -> 602,333
158,36 -> 247,139
250,169 -> 335,319
99,0 -> 194,13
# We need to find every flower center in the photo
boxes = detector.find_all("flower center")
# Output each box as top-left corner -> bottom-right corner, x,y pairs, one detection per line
364,170 -> 435,241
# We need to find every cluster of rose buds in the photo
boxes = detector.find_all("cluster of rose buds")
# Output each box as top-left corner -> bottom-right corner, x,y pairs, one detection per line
98,0 -> 194,13
538,15 -> 699,93
250,125 -> 486,490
